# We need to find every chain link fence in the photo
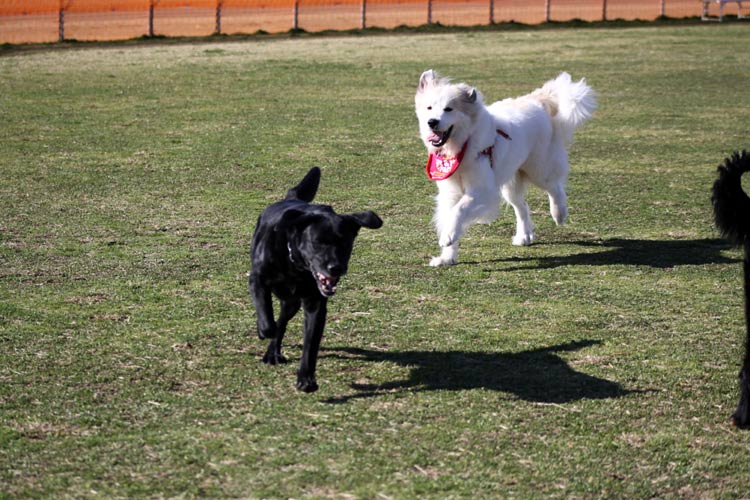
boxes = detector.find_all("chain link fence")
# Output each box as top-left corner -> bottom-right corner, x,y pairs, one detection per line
0,0 -> 737,44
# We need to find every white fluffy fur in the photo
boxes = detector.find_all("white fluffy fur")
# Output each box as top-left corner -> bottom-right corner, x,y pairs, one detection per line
415,70 -> 597,266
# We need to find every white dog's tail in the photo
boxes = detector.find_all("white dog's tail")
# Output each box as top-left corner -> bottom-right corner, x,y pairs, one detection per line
533,72 -> 597,145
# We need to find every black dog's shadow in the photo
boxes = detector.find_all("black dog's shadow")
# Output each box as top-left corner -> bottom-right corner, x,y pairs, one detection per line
324,340 -> 634,404
321,239 -> 729,403
468,238 -> 737,270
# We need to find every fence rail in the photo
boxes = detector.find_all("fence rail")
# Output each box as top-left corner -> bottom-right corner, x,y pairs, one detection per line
0,0 -> 737,44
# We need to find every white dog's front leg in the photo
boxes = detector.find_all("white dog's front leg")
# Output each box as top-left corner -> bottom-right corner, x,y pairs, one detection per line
430,242 -> 458,267
437,193 -> 475,247
430,192 -> 462,266
439,227 -> 457,248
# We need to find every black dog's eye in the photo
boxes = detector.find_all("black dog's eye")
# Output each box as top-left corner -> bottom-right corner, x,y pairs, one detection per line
427,106 -> 432,110
444,107 -> 453,112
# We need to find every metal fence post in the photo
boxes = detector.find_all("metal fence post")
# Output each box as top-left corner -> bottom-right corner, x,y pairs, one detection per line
489,0 -> 494,24
149,0 -> 155,37
58,0 -> 65,41
427,0 -> 432,24
361,0 -> 367,29
602,0 -> 607,20
293,0 -> 299,30
215,0 -> 223,34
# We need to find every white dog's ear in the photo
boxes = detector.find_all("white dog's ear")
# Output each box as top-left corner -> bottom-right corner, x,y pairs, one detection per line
454,83 -> 479,105
418,70 -> 437,93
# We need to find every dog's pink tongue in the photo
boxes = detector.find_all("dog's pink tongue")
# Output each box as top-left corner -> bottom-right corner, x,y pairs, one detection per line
427,131 -> 441,143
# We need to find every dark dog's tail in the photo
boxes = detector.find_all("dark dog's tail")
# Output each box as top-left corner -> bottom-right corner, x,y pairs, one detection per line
285,167 -> 321,202
712,150 -> 750,428
712,151 -> 750,246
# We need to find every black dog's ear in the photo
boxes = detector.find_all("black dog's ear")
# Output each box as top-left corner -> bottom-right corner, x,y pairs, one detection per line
346,211 -> 383,230
285,167 -> 321,203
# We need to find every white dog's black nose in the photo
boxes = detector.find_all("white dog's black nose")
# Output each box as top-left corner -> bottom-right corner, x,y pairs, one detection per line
427,118 -> 440,130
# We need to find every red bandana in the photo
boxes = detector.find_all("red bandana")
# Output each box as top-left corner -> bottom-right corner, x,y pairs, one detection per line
425,142 -> 468,181
424,129 -> 511,181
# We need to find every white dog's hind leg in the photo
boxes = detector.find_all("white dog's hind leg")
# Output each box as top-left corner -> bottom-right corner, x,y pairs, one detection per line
502,175 -> 535,246
547,183 -> 568,226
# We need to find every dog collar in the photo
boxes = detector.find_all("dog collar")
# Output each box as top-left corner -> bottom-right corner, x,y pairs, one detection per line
483,128 -> 512,171
425,141 -> 468,181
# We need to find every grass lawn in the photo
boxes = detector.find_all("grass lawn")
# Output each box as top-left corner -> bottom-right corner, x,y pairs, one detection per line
2,22 -> 750,498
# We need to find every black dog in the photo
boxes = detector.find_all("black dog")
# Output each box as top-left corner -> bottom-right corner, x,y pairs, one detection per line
249,167 -> 382,392
712,150 -> 750,427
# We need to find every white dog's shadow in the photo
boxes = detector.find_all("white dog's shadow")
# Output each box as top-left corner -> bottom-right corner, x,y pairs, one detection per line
323,340 -> 638,404
466,238 -> 737,270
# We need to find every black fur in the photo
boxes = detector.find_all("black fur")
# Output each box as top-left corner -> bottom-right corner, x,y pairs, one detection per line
249,167 -> 382,392
713,151 -> 750,246
711,150 -> 750,427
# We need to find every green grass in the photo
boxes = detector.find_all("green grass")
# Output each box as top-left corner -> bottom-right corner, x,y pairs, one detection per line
2,22 -> 750,498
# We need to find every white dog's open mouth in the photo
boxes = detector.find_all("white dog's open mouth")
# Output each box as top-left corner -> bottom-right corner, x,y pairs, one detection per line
315,272 -> 340,297
427,125 -> 453,147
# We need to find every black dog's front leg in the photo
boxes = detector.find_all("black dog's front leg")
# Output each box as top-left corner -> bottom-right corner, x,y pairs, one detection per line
733,251 -> 750,427
733,368 -> 750,427
249,274 -> 277,340
263,297 -> 301,365
296,298 -> 327,393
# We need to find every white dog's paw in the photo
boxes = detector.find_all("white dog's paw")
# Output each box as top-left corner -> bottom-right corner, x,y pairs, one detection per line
512,233 -> 535,246
429,256 -> 456,266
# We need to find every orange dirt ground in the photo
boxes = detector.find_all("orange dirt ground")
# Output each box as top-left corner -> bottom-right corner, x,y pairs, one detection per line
0,1 -> 727,44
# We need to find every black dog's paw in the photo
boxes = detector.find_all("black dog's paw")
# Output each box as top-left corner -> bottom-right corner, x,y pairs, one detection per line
732,407 -> 750,428
262,351 -> 287,365
731,370 -> 750,428
296,376 -> 319,393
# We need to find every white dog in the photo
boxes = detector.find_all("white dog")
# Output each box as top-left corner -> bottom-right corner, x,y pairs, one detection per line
415,70 -> 597,266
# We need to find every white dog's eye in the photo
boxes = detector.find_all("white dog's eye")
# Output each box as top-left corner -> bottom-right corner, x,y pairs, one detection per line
427,106 -> 432,110
444,107 -> 453,112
